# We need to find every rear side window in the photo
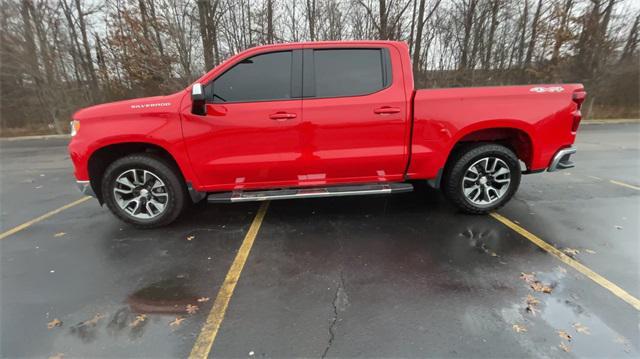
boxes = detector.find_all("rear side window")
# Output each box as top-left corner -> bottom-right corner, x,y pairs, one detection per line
313,49 -> 386,97
210,51 -> 292,103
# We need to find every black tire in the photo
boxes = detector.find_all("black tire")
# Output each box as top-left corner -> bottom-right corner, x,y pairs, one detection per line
101,154 -> 186,228
442,143 -> 521,214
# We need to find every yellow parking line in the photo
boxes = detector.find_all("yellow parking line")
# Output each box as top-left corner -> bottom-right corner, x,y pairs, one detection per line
0,196 -> 91,240
609,180 -> 640,191
190,201 -> 270,359
490,213 -> 640,311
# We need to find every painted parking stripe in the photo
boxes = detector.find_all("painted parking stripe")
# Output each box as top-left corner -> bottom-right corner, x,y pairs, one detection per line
490,212 -> 640,311
0,196 -> 91,240
609,180 -> 640,191
190,201 -> 270,359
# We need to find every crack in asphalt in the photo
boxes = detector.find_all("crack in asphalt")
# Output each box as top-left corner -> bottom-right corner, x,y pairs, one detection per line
321,270 -> 346,358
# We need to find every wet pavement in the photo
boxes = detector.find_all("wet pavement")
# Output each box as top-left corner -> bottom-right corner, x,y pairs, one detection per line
1,122 -> 639,358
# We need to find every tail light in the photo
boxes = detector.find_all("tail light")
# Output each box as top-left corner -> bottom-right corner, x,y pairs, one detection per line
571,90 -> 587,132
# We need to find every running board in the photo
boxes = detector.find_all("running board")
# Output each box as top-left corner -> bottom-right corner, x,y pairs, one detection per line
207,183 -> 414,203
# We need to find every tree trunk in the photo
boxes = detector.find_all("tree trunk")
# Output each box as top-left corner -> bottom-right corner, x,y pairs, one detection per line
412,0 -> 426,72
517,0 -> 529,67
267,0 -> 274,43
20,0 -> 40,84
483,0 -> 500,69
74,0 -> 99,92
524,0 -> 543,67
306,0 -> 316,41
379,0 -> 388,40
197,0 -> 214,70
408,0 -> 417,56
459,0 -> 477,70
619,14 -> 639,63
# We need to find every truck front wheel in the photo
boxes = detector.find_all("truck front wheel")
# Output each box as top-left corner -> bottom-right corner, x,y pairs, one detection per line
101,154 -> 186,228
442,144 -> 521,214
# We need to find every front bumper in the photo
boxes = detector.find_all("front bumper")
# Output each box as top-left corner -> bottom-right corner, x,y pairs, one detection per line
548,147 -> 576,172
76,180 -> 96,198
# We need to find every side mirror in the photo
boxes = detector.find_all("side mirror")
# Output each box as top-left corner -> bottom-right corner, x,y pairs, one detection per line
191,83 -> 206,115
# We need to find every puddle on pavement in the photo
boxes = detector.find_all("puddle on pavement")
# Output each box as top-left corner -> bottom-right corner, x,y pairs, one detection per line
501,266 -> 637,356
53,277 -> 210,354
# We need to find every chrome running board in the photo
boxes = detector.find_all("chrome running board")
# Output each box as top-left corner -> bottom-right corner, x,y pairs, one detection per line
207,183 -> 414,203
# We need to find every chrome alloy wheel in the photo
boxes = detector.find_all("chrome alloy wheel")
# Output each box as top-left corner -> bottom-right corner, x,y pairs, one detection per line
113,169 -> 169,219
461,157 -> 511,206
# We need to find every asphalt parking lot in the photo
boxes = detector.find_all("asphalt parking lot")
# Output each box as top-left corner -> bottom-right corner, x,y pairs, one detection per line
1,122 -> 639,358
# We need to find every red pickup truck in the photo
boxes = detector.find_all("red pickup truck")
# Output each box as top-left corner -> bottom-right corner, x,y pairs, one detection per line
69,41 -> 585,228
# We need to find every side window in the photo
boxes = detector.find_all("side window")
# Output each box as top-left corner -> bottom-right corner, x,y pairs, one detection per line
313,49 -> 386,97
209,51 -> 292,103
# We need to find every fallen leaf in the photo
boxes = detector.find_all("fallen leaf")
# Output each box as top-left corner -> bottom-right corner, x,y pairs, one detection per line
563,248 -> 580,257
520,272 -> 536,283
130,314 -> 147,328
525,295 -> 540,315
169,317 -> 185,328
53,232 -> 66,238
49,353 -> 64,359
559,341 -> 571,352
584,249 -> 597,254
614,335 -> 628,344
558,330 -> 572,341
186,235 -> 195,241
512,324 -> 527,333
573,322 -> 591,335
197,297 -> 210,303
186,304 -> 199,314
47,318 -> 62,329
530,281 -> 553,294
78,313 -> 105,327
521,272 -> 553,293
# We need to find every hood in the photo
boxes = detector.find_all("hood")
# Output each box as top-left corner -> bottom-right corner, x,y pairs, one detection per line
72,92 -> 185,121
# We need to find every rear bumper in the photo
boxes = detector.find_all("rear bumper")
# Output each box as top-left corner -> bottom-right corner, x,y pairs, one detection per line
548,147 -> 576,172
76,180 -> 96,198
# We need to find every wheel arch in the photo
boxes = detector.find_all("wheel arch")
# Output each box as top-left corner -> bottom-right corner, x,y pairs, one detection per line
87,142 -> 185,203
447,121 -> 535,170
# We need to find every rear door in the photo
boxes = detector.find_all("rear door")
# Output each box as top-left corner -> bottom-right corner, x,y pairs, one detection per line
300,46 -> 409,186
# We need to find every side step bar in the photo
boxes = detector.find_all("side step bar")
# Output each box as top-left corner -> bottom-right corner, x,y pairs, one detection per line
207,183 -> 414,203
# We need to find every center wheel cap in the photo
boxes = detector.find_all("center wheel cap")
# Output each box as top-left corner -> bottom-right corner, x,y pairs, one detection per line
140,188 -> 149,197
479,176 -> 488,185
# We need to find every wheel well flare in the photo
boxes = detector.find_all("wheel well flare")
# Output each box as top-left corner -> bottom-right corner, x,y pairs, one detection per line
87,142 -> 182,202
453,128 -> 533,169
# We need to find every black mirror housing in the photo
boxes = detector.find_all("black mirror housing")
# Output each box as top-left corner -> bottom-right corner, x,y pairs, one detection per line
191,83 -> 206,115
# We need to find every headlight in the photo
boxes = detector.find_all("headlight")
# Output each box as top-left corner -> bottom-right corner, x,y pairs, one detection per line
70,120 -> 80,136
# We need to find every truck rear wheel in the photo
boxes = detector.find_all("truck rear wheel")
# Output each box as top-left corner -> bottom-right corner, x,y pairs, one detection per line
101,154 -> 186,228
442,143 -> 521,214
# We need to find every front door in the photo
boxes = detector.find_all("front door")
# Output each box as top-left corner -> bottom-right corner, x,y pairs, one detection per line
181,50 -> 303,191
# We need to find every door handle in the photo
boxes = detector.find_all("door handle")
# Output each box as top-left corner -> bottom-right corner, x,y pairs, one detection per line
374,106 -> 401,114
269,112 -> 297,120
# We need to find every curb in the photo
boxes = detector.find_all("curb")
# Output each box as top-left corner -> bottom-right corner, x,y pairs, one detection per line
1,134 -> 71,141
581,119 -> 640,125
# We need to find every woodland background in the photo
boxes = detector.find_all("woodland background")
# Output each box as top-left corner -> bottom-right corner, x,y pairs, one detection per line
0,0 -> 638,136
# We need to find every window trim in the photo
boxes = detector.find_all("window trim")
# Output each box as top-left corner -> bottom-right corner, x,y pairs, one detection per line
205,49 -> 303,104
302,47 -> 393,100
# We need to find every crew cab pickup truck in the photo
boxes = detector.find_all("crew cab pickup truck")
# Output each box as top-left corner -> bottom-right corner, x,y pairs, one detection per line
69,41 -> 585,228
